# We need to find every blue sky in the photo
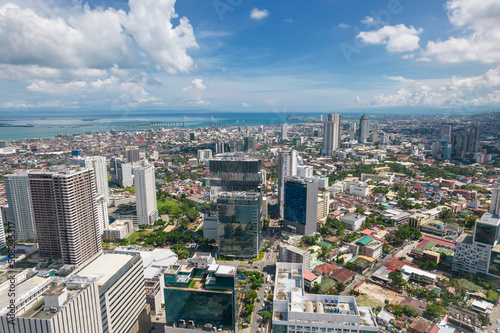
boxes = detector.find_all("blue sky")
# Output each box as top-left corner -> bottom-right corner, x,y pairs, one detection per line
0,0 -> 499,113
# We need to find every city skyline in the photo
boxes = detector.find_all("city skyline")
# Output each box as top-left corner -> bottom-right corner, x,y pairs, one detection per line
0,0 -> 498,113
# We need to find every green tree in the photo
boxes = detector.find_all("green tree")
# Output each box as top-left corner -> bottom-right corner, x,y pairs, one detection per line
426,304 -> 447,321
388,270 -> 405,287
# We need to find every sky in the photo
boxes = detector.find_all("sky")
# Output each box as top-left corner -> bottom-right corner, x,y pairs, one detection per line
0,0 -> 499,114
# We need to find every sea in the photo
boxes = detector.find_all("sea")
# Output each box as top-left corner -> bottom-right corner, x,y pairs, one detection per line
0,111 -> 368,141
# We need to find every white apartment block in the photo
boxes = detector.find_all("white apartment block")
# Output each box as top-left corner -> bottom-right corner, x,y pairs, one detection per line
4,171 -> 37,240
102,219 -> 134,240
134,162 -> 159,226
197,149 -> 213,162
272,262 -> 378,333
317,191 -> 330,221
321,114 -> 341,156
0,276 -> 103,333
453,213 -> 500,278
0,212 -> 6,250
297,166 -> 313,178
73,252 -> 147,333
70,156 -> 110,235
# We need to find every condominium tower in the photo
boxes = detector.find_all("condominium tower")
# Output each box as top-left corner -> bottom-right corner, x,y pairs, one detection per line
134,162 -> 159,226
321,113 -> 341,156
29,167 -> 102,265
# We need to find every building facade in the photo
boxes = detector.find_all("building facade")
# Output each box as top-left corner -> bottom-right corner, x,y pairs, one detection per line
134,162 -> 159,226
321,113 -> 341,156
217,192 -> 262,258
279,245 -> 311,271
110,157 -> 133,187
4,171 -> 37,240
283,176 -> 319,235
359,114 -> 369,144
29,167 -> 102,265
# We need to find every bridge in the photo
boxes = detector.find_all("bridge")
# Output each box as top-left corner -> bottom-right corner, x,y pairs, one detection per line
116,115 -> 227,129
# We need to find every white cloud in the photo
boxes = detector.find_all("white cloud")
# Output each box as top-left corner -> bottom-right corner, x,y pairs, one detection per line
361,16 -> 375,24
357,24 -> 423,53
0,0 -> 199,109
284,18 -> 293,23
242,102 -> 251,108
423,0 -> 500,63
338,23 -> 350,29
401,54 -> 414,60
360,65 -> 500,107
183,78 -> 206,91
250,8 -> 269,20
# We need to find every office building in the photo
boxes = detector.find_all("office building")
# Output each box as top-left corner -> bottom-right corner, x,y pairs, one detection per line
279,245 -> 311,271
126,146 -> 140,163
208,153 -> 263,214
217,192 -> 262,258
272,262 -> 378,333
73,252 -> 148,333
490,187 -> 500,215
134,162 -> 159,226
441,123 -> 453,142
29,167 -> 102,265
453,213 -> 500,278
243,136 -> 256,152
283,176 -> 319,235
197,149 -> 212,162
110,157 -> 133,187
339,214 -> 366,231
4,171 -> 37,240
70,156 -> 109,235
359,113 -> 369,144
321,113 -> 341,156
163,254 -> 237,332
278,149 -> 298,217
0,276 -> 103,333
281,123 -> 288,140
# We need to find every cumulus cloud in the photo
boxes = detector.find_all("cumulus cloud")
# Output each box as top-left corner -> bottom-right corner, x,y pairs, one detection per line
423,0 -> 500,63
0,0 -> 199,108
361,16 -> 375,24
359,65 -> 500,107
250,8 -> 269,20
357,24 -> 423,53
183,78 -> 206,92
338,23 -> 350,29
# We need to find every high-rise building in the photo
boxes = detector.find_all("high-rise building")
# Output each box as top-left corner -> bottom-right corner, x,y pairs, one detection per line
110,157 -> 133,187
278,149 -> 298,217
279,245 -> 311,271
321,113 -> 341,156
451,125 -> 481,159
0,276 -> 103,333
163,253 -> 237,332
0,211 -> 6,250
73,251 -> 148,333
197,149 -> 213,162
359,113 -> 369,144
272,262 -> 378,333
281,123 -> 288,140
215,141 -> 225,154
134,162 -> 158,226
125,146 -> 140,163
491,187 -> 500,215
4,170 -> 37,240
207,153 -> 263,215
70,156 -> 109,235
440,123 -> 453,142
284,176 -> 319,235
453,213 -> 500,278
243,136 -> 256,152
297,165 -> 313,178
29,167 -> 102,265
217,192 -> 262,258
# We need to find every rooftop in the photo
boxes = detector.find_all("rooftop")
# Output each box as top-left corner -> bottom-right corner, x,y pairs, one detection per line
477,213 -> 500,226
74,252 -> 134,286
